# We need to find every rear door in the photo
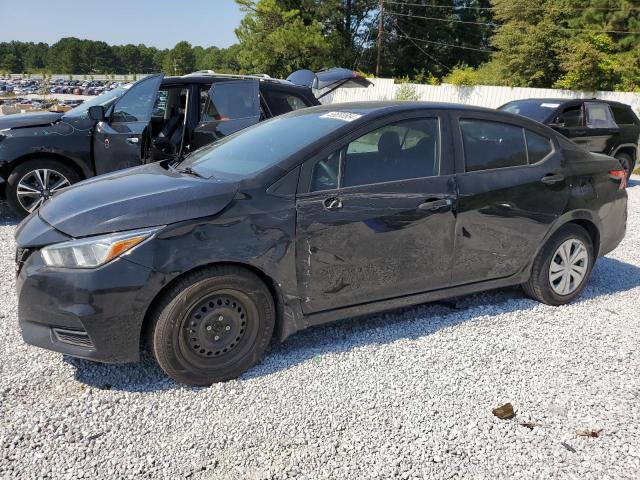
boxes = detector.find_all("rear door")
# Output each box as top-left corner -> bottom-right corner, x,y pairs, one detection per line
295,112 -> 457,314
582,102 -> 621,153
191,79 -> 260,150
93,74 -> 163,175
451,112 -> 569,285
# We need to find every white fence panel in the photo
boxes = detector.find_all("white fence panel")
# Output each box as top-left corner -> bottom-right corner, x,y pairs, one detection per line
321,78 -> 640,115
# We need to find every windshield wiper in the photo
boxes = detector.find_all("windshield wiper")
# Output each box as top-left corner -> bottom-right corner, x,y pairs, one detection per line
174,166 -> 208,179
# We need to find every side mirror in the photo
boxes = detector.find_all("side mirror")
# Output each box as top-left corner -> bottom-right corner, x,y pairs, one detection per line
88,105 -> 105,122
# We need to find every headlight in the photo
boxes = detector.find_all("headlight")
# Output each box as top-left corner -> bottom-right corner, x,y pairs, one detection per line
41,227 -> 161,269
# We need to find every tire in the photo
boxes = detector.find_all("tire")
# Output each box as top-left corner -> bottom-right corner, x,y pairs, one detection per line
148,266 -> 275,386
523,224 -> 594,306
615,152 -> 633,179
6,159 -> 81,218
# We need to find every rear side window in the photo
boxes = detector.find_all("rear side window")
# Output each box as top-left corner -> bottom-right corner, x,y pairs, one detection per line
264,90 -> 310,116
525,130 -> 553,164
611,105 -> 637,125
585,102 -> 617,128
460,120 -> 527,172
201,81 -> 259,122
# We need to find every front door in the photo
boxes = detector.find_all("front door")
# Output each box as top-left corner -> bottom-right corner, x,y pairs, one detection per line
295,114 -> 458,314
191,79 -> 260,150
93,74 -> 163,175
451,112 -> 569,285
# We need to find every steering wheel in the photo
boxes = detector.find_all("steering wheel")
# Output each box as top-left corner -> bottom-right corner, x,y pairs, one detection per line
317,160 -> 338,186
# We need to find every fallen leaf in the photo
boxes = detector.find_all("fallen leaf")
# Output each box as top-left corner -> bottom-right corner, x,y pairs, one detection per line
577,429 -> 603,438
492,403 -> 515,420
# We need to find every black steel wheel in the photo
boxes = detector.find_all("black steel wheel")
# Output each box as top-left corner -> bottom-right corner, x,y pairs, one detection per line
148,266 -> 275,386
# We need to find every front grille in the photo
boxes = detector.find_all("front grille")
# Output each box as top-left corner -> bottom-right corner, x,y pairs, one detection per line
52,328 -> 94,349
15,247 -> 34,275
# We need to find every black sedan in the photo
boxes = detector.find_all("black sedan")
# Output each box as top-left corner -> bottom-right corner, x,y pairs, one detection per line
15,102 -> 628,385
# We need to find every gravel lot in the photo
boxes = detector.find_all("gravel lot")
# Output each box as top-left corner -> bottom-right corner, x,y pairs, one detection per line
1,180 -> 639,480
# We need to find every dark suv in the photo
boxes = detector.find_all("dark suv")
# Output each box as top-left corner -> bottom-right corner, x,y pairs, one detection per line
499,98 -> 639,177
0,69 -> 370,216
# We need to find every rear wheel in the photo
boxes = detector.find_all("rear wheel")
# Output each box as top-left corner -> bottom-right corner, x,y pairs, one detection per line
6,159 -> 80,217
523,224 -> 594,305
615,152 -> 633,179
148,266 -> 275,386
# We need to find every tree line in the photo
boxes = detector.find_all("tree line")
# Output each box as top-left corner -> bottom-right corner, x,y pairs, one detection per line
1,0 -> 639,91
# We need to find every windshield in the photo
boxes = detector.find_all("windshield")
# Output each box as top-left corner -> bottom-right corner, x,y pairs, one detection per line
63,85 -> 130,118
499,100 -> 560,122
179,110 -> 357,178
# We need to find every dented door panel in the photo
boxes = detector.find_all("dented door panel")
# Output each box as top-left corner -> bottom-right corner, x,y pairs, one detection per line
296,176 -> 458,314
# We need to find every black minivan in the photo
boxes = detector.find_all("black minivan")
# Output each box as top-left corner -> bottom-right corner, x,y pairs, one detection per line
15,102 -> 627,385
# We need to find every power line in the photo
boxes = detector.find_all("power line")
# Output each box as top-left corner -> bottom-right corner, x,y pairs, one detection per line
391,18 -> 451,71
386,9 -> 640,35
394,33 -> 493,53
385,0 -> 640,12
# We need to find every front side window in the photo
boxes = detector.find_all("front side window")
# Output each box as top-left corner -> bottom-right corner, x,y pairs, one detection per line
341,118 -> 440,187
112,79 -> 159,123
585,102 -> 618,128
460,119 -> 527,172
556,105 -> 583,128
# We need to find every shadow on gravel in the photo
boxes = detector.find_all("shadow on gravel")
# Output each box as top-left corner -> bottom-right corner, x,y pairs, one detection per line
65,257 -> 640,392
0,202 -> 19,226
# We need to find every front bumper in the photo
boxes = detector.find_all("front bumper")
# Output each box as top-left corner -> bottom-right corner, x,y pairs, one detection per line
16,250 -> 166,363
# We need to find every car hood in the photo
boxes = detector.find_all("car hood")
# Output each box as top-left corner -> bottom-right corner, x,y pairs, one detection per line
0,112 -> 63,130
38,162 -> 239,237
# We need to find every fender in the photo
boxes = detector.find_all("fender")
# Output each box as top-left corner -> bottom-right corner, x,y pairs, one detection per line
610,143 -> 638,161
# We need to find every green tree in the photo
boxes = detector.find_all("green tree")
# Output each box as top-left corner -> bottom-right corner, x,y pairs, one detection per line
162,41 -> 196,75
235,0 -> 332,77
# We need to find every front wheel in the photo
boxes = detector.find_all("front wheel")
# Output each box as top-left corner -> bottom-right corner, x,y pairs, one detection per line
6,159 -> 80,218
148,266 -> 275,386
523,224 -> 594,305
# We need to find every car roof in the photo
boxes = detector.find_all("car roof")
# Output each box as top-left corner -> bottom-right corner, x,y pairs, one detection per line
298,101 -> 499,115
162,74 -> 310,92
505,98 -> 633,109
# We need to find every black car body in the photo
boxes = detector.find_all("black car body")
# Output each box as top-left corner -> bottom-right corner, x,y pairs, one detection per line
15,102 -> 627,385
499,98 -> 640,176
0,68 -> 371,216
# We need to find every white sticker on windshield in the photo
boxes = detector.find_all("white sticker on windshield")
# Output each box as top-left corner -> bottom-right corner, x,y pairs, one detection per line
320,111 -> 363,122
540,103 -> 560,108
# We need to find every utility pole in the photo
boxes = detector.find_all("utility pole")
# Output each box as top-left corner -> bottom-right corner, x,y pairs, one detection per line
376,0 -> 384,77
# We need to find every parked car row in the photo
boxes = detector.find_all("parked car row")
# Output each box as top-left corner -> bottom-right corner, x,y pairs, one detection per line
0,77 -> 128,96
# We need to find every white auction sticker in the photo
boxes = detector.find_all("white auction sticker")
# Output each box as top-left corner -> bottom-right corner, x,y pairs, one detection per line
319,111 -> 363,122
540,103 -> 560,108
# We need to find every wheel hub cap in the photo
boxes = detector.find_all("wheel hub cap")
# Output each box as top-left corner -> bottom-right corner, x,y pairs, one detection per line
185,295 -> 247,358
548,239 -> 588,296
16,168 -> 70,213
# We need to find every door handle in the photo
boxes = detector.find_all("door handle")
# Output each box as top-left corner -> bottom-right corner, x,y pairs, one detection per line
126,137 -> 140,144
323,197 -> 343,210
541,174 -> 565,185
418,198 -> 452,211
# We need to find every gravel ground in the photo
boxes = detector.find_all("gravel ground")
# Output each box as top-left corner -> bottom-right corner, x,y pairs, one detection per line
1,180 -> 639,480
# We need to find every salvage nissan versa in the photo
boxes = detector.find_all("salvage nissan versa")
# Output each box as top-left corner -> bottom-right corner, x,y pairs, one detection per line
15,102 -> 627,385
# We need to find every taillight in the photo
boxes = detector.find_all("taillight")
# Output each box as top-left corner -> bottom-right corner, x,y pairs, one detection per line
609,169 -> 627,189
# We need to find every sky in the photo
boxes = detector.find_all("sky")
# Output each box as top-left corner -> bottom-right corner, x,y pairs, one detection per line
0,0 -> 244,49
